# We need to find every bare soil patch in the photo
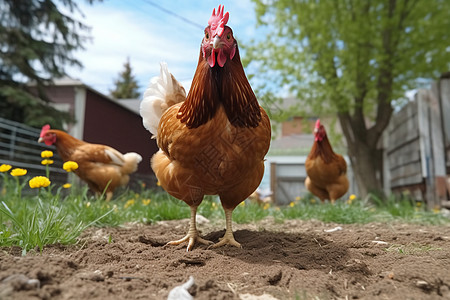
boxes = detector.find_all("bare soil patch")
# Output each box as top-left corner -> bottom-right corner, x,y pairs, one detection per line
1,218 -> 450,299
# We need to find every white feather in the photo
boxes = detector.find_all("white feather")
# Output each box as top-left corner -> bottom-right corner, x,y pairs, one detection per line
123,152 -> 142,164
140,62 -> 186,138
104,148 -> 125,165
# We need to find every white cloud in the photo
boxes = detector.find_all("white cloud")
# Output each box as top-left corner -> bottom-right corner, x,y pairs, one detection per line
66,1 -> 257,96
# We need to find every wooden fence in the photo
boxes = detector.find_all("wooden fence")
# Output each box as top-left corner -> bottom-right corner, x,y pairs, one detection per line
384,77 -> 450,208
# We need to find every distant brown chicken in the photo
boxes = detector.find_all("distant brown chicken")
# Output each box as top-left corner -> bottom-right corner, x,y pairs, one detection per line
304,119 -> 349,203
38,125 -> 142,201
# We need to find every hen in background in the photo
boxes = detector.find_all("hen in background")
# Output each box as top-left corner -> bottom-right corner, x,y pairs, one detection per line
304,119 -> 349,203
38,125 -> 142,201
140,5 -> 271,251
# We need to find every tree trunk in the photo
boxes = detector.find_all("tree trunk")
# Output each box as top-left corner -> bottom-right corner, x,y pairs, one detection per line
338,113 -> 386,198
348,140 -> 384,197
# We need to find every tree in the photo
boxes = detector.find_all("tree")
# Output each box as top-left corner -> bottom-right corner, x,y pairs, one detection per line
247,0 -> 450,197
110,58 -> 140,99
0,0 -> 99,128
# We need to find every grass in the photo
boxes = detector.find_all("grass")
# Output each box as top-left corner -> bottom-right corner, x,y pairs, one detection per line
1,160 -> 449,255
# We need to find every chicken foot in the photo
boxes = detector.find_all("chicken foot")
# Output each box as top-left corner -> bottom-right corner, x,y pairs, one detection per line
165,205 -> 213,251
209,208 -> 242,249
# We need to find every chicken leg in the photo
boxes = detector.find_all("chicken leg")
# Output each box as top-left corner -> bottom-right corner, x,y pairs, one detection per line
165,205 -> 213,251
209,208 -> 242,249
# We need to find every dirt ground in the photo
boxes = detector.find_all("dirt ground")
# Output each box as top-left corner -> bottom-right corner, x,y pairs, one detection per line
1,217 -> 450,300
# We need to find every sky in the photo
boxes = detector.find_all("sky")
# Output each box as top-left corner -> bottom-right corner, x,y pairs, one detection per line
66,0 -> 259,97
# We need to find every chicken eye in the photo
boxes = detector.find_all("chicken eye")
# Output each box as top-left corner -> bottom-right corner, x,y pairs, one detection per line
226,33 -> 231,40
205,32 -> 209,39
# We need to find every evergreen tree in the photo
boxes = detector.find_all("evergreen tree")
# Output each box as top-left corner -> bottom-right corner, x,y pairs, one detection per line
0,0 -> 100,128
110,58 -> 140,99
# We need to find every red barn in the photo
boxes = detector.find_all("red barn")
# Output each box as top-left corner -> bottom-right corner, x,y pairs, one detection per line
42,77 -> 158,187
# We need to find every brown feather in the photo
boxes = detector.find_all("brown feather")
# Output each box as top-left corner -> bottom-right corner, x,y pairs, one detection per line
307,134 -> 340,164
177,43 -> 261,128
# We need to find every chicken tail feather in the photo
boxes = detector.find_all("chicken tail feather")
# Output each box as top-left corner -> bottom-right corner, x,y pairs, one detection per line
140,62 -> 186,138
121,152 -> 142,174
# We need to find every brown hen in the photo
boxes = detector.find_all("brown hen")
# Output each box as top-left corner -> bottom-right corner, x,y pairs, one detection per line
140,5 -> 271,250
305,119 -> 349,203
38,125 -> 142,201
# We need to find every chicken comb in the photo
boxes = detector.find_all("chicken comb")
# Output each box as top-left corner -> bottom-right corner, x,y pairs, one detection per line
40,124 -> 51,137
315,119 -> 321,129
208,4 -> 229,37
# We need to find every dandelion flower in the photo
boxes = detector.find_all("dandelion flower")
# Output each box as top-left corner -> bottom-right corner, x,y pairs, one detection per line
10,168 -> 27,177
124,199 -> 135,209
349,194 -> 357,201
41,159 -> 54,165
0,164 -> 12,172
63,161 -> 78,172
289,202 -> 295,207
63,183 -> 72,189
29,176 -> 51,188
295,196 -> 301,201
416,201 -> 422,207
156,180 -> 161,186
86,202 -> 91,208
263,203 -> 270,210
239,201 -> 245,207
41,150 -> 54,158
310,199 -> 316,204
142,199 -> 151,206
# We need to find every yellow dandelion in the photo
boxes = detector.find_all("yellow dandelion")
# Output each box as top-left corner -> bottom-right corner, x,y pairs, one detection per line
156,180 -> 161,186
416,201 -> 422,207
289,202 -> 295,207
63,161 -> 78,172
41,159 -> 54,165
124,199 -> 135,209
142,199 -> 151,206
86,202 -> 91,208
310,199 -> 316,204
29,176 -> 51,188
0,164 -> 12,172
41,150 -> 54,158
349,194 -> 357,201
10,168 -> 27,177
295,196 -> 301,201
239,201 -> 245,207
263,203 -> 270,210
433,206 -> 440,214
63,183 -> 72,189
211,202 -> 217,208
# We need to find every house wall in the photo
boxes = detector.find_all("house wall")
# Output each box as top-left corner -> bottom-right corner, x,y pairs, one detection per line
282,116 -> 308,136
83,90 -> 157,177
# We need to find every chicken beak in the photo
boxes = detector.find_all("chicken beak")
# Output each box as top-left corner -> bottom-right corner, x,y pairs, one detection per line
212,35 -> 221,49
38,137 -> 43,143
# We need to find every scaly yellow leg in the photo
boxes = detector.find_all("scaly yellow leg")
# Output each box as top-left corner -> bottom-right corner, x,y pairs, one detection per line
165,205 -> 213,251
209,208 -> 242,249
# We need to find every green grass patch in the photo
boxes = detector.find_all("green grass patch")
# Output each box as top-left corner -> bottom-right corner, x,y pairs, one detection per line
1,165 -> 449,254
